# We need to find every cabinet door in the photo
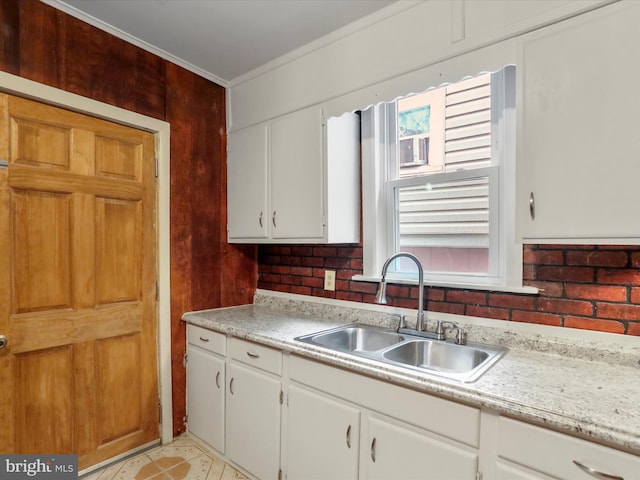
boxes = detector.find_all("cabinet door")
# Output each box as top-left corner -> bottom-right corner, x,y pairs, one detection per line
227,123 -> 268,240
286,384 -> 360,480
362,414 -> 478,480
270,106 -> 325,240
518,2 -> 640,242
226,362 -> 281,480
186,346 -> 225,453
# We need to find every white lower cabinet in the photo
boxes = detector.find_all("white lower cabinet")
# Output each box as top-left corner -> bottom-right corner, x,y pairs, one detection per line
362,413 -> 478,480
185,328 -> 640,480
185,325 -> 226,453
285,355 -> 480,480
226,338 -> 283,480
286,384 -> 360,480
496,416 -> 640,480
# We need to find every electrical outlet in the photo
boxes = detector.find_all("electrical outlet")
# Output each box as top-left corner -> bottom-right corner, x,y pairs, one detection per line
324,270 -> 336,291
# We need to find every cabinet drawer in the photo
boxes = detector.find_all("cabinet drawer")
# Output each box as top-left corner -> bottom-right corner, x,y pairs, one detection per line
187,325 -> 226,356
229,337 -> 282,375
497,416 -> 640,479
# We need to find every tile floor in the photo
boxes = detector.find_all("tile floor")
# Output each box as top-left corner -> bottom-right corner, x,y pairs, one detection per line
81,435 -> 249,480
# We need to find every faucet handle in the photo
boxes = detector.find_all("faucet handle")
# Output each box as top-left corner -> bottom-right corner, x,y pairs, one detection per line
438,321 -> 466,345
434,320 -> 445,340
390,314 -> 404,331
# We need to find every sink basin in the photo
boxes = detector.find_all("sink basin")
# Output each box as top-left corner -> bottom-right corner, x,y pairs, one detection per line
383,340 -> 489,374
295,324 -> 506,382
306,326 -> 405,352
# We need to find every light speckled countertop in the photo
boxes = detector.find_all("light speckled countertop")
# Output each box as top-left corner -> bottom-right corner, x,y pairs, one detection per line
182,292 -> 640,455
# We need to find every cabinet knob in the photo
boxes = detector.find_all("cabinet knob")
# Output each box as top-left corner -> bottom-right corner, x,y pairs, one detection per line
215,371 -> 221,389
529,192 -> 535,220
345,425 -> 351,449
259,211 -> 263,228
272,210 -> 277,228
229,377 -> 235,395
370,437 -> 376,463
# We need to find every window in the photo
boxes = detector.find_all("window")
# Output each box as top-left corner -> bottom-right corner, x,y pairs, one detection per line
360,65 -> 522,290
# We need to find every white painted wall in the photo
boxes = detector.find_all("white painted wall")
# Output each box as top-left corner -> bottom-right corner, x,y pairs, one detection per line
228,0 -> 612,130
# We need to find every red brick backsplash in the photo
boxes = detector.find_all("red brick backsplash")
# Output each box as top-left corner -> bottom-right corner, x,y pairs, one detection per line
258,244 -> 640,335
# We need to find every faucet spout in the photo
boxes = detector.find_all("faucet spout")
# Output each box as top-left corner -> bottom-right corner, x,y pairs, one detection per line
376,252 -> 425,331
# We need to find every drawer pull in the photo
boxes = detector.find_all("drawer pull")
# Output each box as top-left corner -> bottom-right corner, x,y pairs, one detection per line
229,377 -> 235,395
346,425 -> 351,449
199,336 -> 210,342
246,351 -> 260,359
215,371 -> 221,389
573,460 -> 623,480
370,437 -> 376,463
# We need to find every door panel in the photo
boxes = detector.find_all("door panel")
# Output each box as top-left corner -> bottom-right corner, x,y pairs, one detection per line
95,197 -> 141,304
12,189 -> 72,312
96,334 -> 143,442
15,346 -> 74,453
95,135 -> 141,181
12,117 -> 70,169
0,93 -> 158,470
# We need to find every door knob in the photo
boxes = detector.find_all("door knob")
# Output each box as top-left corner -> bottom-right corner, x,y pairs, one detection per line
0,335 -> 8,350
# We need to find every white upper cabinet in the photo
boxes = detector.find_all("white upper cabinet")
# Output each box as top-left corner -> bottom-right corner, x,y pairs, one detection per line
227,123 -> 268,239
269,106 -> 324,240
517,2 -> 640,243
227,106 -> 360,243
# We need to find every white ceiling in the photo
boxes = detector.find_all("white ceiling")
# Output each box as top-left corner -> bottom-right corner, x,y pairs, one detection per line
46,0 -> 396,86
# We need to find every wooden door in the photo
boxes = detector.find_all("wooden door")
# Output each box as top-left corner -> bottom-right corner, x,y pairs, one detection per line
0,94 -> 159,469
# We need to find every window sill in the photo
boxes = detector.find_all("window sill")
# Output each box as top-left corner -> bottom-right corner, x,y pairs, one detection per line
351,274 -> 539,295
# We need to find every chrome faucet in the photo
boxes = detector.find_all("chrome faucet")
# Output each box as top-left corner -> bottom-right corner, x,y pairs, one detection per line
375,252 -> 426,332
375,252 -> 466,344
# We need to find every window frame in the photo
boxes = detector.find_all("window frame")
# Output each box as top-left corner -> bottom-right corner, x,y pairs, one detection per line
358,65 -> 528,292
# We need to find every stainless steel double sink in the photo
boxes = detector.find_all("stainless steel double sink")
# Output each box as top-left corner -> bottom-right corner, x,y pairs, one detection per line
294,324 -> 507,382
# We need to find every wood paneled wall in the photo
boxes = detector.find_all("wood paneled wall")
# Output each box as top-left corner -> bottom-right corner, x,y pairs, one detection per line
0,0 -> 257,436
